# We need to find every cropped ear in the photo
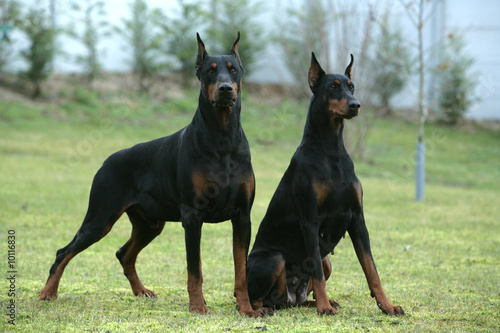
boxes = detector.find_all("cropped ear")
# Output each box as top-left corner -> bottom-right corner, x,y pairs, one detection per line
195,32 -> 208,78
309,52 -> 325,94
230,31 -> 245,72
344,54 -> 354,79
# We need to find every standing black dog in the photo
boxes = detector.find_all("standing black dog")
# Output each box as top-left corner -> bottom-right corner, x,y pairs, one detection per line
247,53 -> 404,316
40,32 -> 258,316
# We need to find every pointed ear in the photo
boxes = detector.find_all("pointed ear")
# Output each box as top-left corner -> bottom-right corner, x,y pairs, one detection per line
309,52 -> 325,94
230,31 -> 244,72
195,32 -> 208,76
344,54 -> 354,79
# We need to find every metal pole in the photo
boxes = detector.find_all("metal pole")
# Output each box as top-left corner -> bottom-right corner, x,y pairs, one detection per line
416,141 -> 425,201
50,0 -> 56,71
416,0 -> 426,202
0,0 -> 6,73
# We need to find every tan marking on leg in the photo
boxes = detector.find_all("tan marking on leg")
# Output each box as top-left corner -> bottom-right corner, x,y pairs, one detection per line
322,256 -> 332,281
357,251 -> 404,316
311,277 -> 336,315
187,260 -> 208,314
274,260 -> 287,299
242,174 -> 255,201
232,236 -> 256,316
120,222 -> 165,298
40,252 -> 77,300
353,181 -> 363,207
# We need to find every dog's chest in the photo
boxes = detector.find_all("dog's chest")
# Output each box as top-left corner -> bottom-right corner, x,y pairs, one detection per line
315,178 -> 362,254
191,154 -> 252,221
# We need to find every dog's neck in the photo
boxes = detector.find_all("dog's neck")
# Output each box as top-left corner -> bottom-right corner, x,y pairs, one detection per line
192,91 -> 242,152
301,96 -> 347,155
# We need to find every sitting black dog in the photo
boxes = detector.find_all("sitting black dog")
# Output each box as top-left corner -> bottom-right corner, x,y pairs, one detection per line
247,53 -> 404,316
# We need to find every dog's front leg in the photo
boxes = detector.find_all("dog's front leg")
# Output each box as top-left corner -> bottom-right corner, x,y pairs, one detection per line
301,223 -> 336,315
181,208 -> 209,314
231,210 -> 257,317
348,216 -> 404,316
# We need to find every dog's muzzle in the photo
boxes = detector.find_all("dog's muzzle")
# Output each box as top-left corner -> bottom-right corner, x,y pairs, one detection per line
212,83 -> 237,107
345,100 -> 360,119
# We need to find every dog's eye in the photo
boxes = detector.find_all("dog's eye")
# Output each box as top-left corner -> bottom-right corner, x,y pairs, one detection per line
349,84 -> 355,91
230,68 -> 237,74
208,68 -> 215,75
330,84 -> 338,90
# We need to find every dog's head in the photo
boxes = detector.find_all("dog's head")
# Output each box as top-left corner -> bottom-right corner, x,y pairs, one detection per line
195,32 -> 245,108
308,53 -> 360,121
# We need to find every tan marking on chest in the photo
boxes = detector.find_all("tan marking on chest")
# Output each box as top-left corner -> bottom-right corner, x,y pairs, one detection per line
313,181 -> 330,206
215,105 -> 232,129
192,171 -> 209,197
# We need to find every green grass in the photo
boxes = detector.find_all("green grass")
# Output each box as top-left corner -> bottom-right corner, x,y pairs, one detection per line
0,94 -> 499,332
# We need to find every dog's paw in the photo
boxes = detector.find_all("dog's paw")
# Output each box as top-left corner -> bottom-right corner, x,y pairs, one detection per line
392,305 -> 405,316
377,301 -> 405,316
317,306 -> 337,316
40,292 -> 58,301
135,288 -> 157,298
303,299 -> 341,312
329,299 -> 342,309
255,307 -> 275,317
189,303 -> 210,314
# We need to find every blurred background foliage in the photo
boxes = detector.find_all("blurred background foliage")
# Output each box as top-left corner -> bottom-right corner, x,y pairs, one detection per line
0,0 -> 485,158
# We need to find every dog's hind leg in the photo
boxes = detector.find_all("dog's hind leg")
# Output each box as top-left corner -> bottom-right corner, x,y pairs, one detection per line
247,251 -> 286,315
40,168 -> 131,300
116,205 -> 165,297
40,204 -> 126,300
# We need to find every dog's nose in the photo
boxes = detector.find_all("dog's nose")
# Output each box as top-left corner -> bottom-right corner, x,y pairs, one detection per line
348,100 -> 360,111
218,83 -> 233,93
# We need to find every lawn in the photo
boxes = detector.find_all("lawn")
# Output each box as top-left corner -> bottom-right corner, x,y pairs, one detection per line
0,93 -> 499,332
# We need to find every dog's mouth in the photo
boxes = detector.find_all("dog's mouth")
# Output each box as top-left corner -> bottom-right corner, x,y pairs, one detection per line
330,108 -> 360,120
343,109 -> 360,119
211,91 -> 237,107
211,97 -> 237,107
340,103 -> 361,119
